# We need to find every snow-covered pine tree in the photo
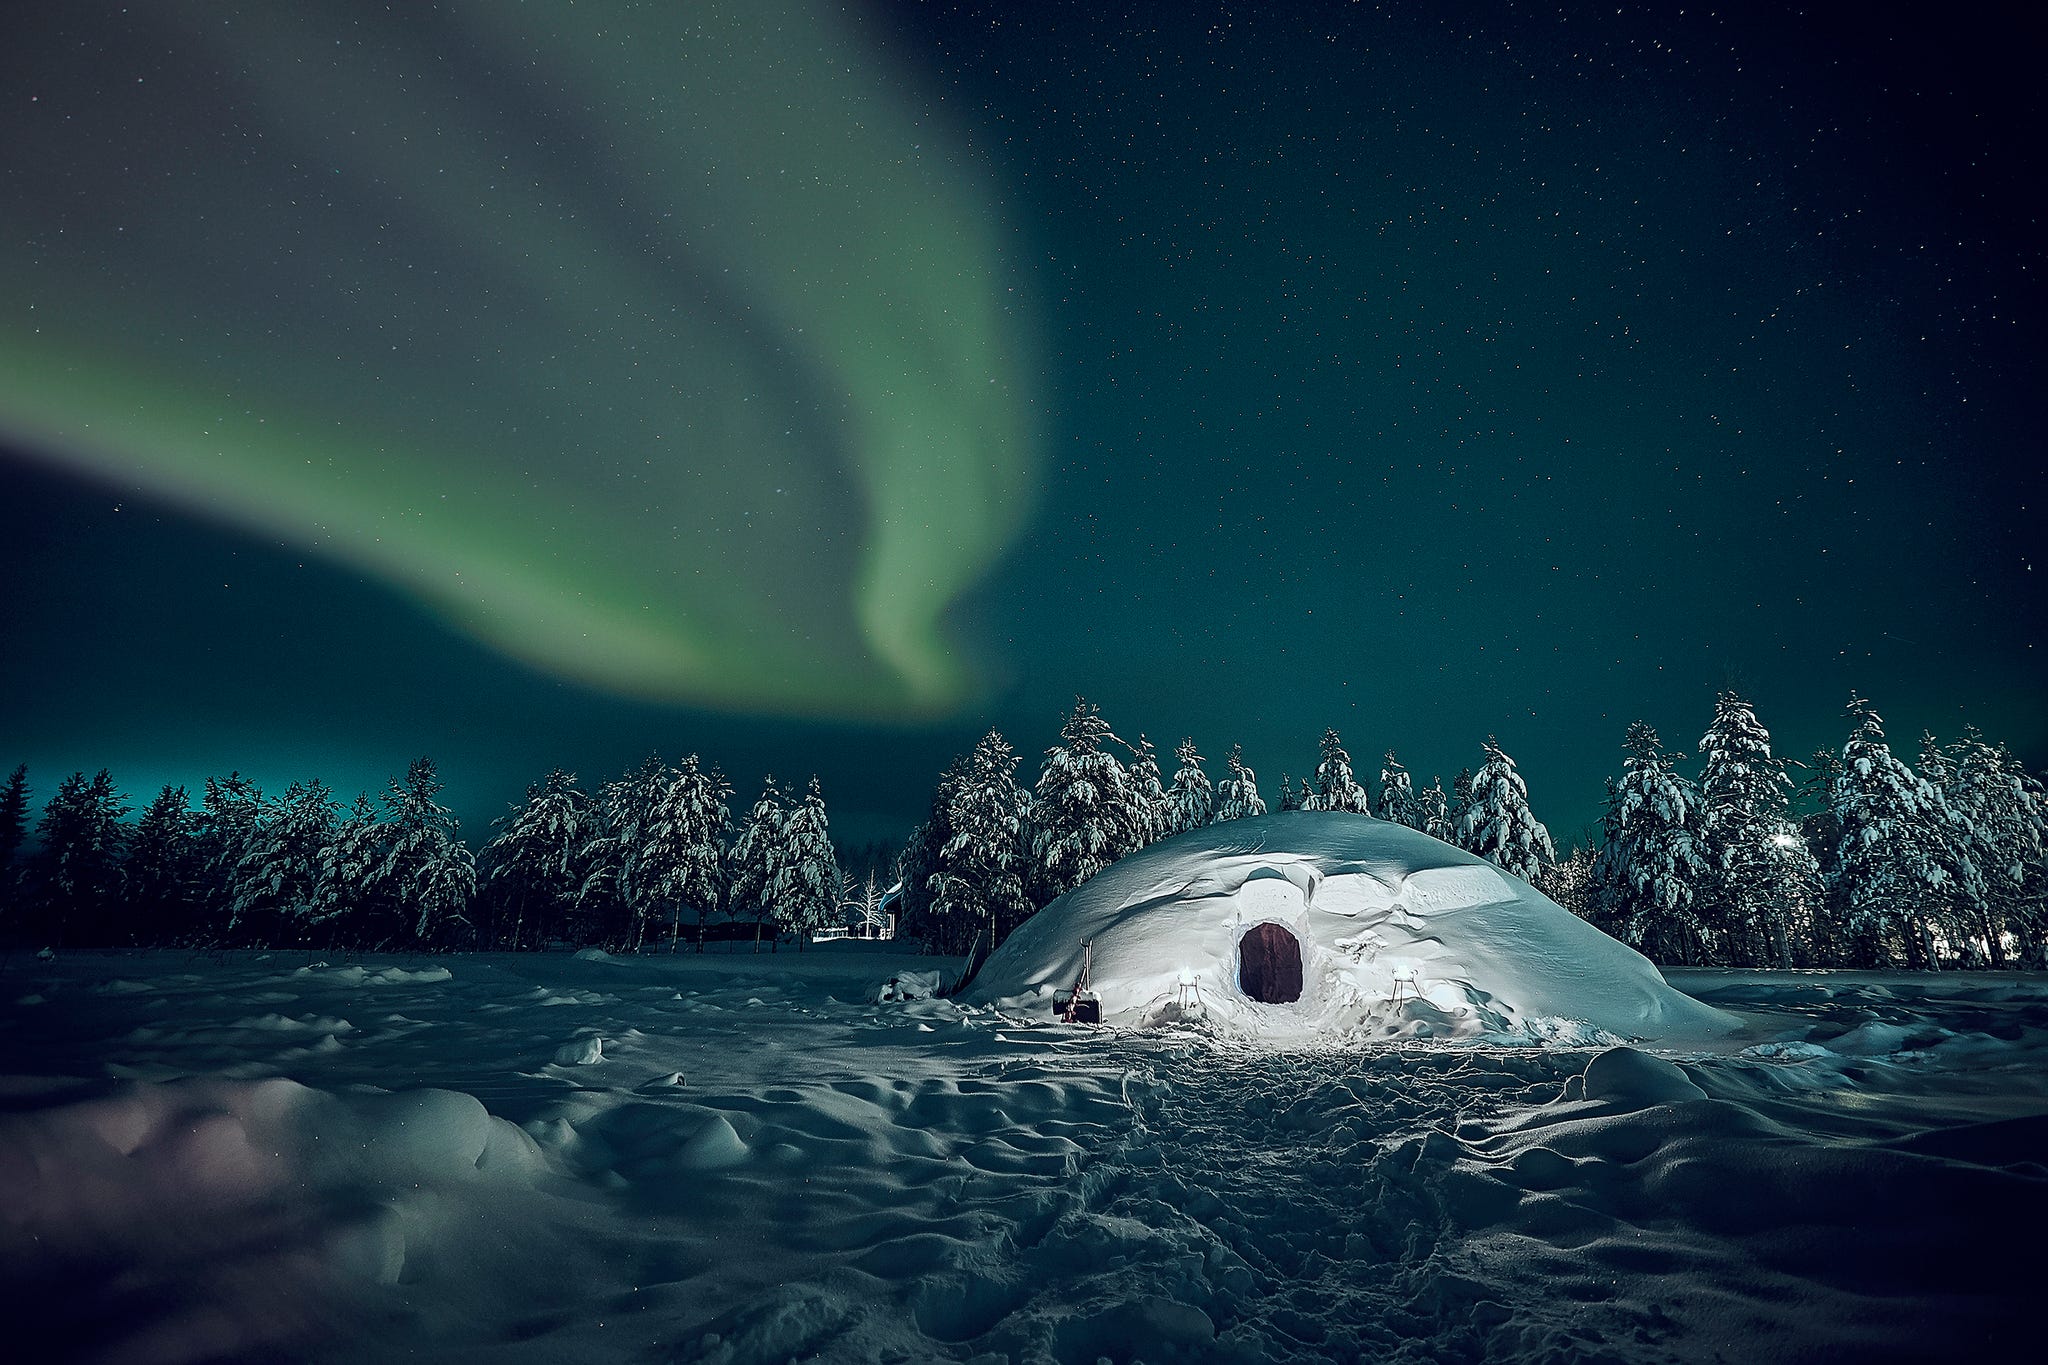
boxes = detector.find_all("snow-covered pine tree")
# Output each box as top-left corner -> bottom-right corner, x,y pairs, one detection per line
582,756 -> 667,946
1278,774 -> 1302,812
1164,738 -> 1214,835
2010,761 -> 2048,967
125,784 -> 196,940
895,756 -> 968,951
771,777 -> 841,947
1456,739 -> 1556,884
1030,699 -> 1147,902
1213,745 -> 1268,822
1378,752 -> 1422,830
1932,728 -> 2046,967
194,773 -> 265,934
1695,690 -> 1818,967
1535,842 -> 1598,921
310,794 -> 387,943
483,769 -> 592,950
1827,696 -> 1952,969
1309,729 -> 1372,814
373,757 -> 474,945
728,778 -> 791,950
231,779 -> 336,942
1297,777 -> 1316,811
0,765 -> 29,905
1589,723 -> 1713,962
1448,768 -> 1477,851
930,730 -> 1034,950
1418,777 -> 1454,843
1126,734 -> 1170,847
1795,747 -> 1846,964
1916,732 -> 1986,965
649,754 -> 733,953
27,769 -> 128,945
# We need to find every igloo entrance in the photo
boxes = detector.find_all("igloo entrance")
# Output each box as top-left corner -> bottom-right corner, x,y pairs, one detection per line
1238,922 -> 1303,1004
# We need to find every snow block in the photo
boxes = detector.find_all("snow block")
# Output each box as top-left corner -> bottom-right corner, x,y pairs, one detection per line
965,811 -> 1735,1045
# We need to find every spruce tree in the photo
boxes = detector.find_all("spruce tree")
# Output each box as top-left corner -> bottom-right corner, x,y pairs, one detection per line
1308,729 -> 1372,814
1278,774 -> 1303,812
772,778 -> 841,947
312,794 -> 388,944
1916,732 -> 1986,964
1213,745 -> 1268,822
1164,739 -> 1214,835
27,770 -> 128,944
0,765 -> 29,909
1696,691 -> 1817,967
1590,723 -> 1713,962
194,773 -> 265,934
583,756 -> 667,946
897,757 -> 970,951
1938,729 -> 2044,967
1126,735 -> 1170,847
1378,752 -> 1422,830
1418,777 -> 1454,843
230,779 -> 337,941
642,754 -> 733,952
374,757 -> 474,945
1797,747 -> 1847,964
1828,696 -> 1952,969
1456,739 -> 1555,883
483,769 -> 592,950
1031,699 -> 1147,901
1536,843 -> 1598,921
927,730 -> 1034,950
729,778 -> 791,949
1449,768 -> 1477,851
2010,762 -> 2048,967
125,785 -> 197,942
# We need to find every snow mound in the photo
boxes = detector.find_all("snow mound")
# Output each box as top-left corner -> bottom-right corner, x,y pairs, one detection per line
966,811 -> 1734,1044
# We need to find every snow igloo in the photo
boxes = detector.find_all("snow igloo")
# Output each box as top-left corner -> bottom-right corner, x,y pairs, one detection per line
964,811 -> 1735,1045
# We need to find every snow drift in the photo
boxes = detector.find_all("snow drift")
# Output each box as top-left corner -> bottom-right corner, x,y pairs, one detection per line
966,811 -> 1735,1044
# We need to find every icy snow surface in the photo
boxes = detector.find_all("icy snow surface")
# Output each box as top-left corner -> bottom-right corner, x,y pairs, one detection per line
0,945 -> 2039,1363
968,812 -> 1735,1045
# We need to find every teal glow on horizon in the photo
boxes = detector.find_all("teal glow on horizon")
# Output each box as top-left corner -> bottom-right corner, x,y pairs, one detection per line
0,0 -> 1037,717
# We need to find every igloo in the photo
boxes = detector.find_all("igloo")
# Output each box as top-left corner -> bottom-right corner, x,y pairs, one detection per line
964,811 -> 1736,1045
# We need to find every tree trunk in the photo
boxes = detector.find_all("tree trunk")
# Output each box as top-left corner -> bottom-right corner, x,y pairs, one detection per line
1980,908 -> 2007,969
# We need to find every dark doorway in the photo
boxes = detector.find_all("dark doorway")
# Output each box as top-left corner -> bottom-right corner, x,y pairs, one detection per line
1238,922 -> 1303,1004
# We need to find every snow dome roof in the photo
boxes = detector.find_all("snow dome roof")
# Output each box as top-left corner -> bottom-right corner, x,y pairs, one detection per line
964,811 -> 1735,1046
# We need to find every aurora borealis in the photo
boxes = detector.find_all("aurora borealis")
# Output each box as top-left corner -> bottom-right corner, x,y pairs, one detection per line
2,0 -> 2043,841
0,0 -> 1035,716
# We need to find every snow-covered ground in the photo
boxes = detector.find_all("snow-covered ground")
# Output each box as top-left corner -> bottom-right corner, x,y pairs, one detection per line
1,946 -> 2040,1363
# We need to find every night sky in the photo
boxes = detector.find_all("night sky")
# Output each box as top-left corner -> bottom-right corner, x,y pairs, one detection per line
3,0 -> 2042,849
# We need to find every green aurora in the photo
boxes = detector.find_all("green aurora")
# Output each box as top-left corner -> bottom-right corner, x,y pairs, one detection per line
0,0 -> 1036,717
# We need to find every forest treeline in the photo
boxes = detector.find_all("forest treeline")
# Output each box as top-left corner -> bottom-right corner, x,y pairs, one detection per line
894,693 -> 2046,971
2,690 -> 2042,969
0,757 -> 845,954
